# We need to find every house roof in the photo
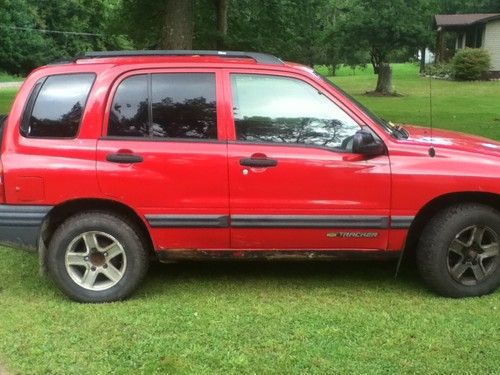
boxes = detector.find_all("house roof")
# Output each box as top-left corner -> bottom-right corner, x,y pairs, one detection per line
435,13 -> 500,28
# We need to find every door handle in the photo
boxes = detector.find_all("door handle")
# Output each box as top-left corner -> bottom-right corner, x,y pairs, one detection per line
106,153 -> 144,164
240,157 -> 278,168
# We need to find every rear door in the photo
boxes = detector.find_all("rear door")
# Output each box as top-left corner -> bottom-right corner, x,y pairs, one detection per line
97,70 -> 230,250
226,71 -> 391,250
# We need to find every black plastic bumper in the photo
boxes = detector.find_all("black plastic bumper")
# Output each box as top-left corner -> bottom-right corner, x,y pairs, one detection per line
0,205 -> 53,250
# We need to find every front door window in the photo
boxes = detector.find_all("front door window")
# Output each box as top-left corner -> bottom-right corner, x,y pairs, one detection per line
231,74 -> 361,151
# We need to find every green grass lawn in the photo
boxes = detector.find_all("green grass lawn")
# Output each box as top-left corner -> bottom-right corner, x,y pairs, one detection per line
320,63 -> 500,140
0,64 -> 499,374
0,89 -> 18,115
0,72 -> 23,83
1,249 -> 499,375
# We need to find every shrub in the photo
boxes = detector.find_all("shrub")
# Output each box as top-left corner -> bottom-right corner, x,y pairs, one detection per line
424,63 -> 453,79
451,48 -> 491,81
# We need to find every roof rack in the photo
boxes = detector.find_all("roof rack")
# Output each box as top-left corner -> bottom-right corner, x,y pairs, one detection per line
74,50 -> 284,65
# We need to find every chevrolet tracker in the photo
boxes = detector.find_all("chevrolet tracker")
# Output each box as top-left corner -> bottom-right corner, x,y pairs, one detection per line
0,50 -> 499,302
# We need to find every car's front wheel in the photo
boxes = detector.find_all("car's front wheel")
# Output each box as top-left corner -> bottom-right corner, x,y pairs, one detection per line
417,204 -> 500,298
46,212 -> 149,303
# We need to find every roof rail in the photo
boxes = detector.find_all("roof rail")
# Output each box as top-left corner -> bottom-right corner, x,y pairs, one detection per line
74,50 -> 284,65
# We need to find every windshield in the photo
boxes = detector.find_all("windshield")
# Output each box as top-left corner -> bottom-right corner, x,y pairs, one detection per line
314,72 -> 408,139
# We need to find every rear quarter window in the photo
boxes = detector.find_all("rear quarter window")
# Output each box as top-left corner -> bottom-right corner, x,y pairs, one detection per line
21,73 -> 95,138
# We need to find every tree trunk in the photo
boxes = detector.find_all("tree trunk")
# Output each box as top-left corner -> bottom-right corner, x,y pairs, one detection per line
435,29 -> 444,64
375,63 -> 393,94
161,0 -> 193,50
215,0 -> 228,49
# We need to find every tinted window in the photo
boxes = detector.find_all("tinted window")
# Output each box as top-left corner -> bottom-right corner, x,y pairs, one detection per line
22,74 -> 95,138
152,74 -> 217,139
108,75 -> 149,137
109,73 -> 217,139
231,74 -> 360,150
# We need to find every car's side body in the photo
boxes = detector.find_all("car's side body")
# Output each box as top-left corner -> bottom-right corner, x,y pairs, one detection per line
1,55 -> 500,260
0,52 -> 499,301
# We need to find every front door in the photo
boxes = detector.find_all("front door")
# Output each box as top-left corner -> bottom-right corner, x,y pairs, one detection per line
226,72 -> 391,250
97,70 -> 229,250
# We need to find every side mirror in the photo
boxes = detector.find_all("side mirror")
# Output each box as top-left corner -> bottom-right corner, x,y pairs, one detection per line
352,130 -> 385,156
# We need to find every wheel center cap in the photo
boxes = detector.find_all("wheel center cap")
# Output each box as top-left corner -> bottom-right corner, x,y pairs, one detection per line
466,249 -> 478,260
89,252 -> 106,267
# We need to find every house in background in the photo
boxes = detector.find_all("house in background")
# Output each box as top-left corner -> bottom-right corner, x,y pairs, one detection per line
435,13 -> 500,77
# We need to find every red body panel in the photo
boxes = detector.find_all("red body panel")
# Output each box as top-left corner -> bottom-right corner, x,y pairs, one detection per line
227,143 -> 391,249
1,55 -> 499,255
96,140 -> 230,249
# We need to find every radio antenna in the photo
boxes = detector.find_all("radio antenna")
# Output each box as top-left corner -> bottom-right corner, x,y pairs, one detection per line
428,70 -> 436,158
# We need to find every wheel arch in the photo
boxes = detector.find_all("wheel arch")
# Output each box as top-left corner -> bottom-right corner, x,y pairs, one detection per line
404,191 -> 500,255
38,198 -> 155,274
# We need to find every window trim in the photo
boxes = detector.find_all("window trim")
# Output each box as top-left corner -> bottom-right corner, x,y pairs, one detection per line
105,70 -> 220,142
107,73 -> 150,139
20,77 -> 46,137
20,73 -> 96,140
100,135 -> 223,144
226,71 -> 370,153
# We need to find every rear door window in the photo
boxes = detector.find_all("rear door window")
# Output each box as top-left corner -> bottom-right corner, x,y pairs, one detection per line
109,73 -> 217,140
108,75 -> 149,137
21,73 -> 95,138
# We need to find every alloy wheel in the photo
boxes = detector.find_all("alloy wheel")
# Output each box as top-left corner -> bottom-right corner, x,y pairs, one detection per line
447,225 -> 499,286
65,231 -> 127,291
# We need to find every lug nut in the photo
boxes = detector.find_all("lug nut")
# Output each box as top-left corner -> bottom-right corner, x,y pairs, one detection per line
91,266 -> 97,272
84,256 -> 89,261
103,252 -> 108,257
103,264 -> 108,269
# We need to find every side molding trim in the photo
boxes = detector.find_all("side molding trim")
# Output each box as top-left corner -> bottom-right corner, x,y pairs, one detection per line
145,214 -> 415,230
390,216 -> 415,229
231,215 -> 390,229
145,214 -> 229,228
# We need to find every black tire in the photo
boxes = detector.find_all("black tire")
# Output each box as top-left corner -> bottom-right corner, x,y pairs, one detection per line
417,204 -> 500,298
46,212 -> 149,303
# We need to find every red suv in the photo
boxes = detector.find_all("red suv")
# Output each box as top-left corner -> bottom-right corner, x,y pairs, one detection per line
1,51 -> 499,302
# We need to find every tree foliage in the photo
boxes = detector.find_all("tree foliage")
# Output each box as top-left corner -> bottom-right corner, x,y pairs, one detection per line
335,0 -> 433,94
438,0 -> 500,13
0,0 -> 127,75
0,0 -> 47,74
1,0 -> 499,78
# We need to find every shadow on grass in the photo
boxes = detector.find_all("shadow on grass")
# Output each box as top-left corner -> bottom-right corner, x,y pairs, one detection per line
137,257 -> 426,298
0,248 -> 430,301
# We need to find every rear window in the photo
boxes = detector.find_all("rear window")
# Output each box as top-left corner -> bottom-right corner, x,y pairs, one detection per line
108,73 -> 217,139
21,73 -> 95,138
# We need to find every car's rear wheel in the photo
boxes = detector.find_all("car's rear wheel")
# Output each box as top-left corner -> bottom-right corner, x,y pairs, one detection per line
46,212 -> 149,303
417,204 -> 500,297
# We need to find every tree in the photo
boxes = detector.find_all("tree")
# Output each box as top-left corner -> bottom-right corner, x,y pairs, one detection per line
161,0 -> 194,49
0,0 -> 46,74
337,0 -> 432,95
438,0 -> 500,13
226,0 -> 333,66
213,0 -> 228,49
0,0 -> 121,75
118,0 -> 227,50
